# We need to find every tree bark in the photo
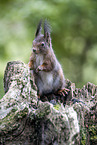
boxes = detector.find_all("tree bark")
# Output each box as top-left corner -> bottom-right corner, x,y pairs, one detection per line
0,61 -> 97,145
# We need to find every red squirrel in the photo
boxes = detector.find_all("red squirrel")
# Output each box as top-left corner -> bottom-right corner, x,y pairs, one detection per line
29,20 -> 68,97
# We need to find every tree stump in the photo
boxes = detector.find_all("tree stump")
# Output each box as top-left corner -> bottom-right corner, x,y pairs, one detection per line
0,61 -> 97,145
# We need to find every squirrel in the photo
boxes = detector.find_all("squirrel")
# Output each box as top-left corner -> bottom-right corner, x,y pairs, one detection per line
29,20 -> 68,98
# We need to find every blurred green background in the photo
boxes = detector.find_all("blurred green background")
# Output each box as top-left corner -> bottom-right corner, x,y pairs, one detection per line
0,0 -> 97,98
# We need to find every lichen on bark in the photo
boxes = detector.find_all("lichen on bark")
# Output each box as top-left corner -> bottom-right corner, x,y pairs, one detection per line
0,61 -> 97,145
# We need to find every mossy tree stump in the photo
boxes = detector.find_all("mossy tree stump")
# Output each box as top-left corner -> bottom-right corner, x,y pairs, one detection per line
0,61 -> 97,145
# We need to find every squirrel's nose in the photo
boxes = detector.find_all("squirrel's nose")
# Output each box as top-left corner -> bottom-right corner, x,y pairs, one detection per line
33,49 -> 36,53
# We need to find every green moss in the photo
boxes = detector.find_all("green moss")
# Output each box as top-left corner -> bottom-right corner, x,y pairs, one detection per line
81,128 -> 87,145
0,107 -> 28,132
53,104 -> 61,110
89,125 -> 97,141
14,107 -> 28,120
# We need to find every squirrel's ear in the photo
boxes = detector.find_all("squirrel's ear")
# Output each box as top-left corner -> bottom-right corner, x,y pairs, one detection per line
44,20 -> 51,45
35,20 -> 42,37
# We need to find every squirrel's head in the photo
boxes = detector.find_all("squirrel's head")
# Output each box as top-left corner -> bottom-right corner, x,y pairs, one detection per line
32,20 -> 52,54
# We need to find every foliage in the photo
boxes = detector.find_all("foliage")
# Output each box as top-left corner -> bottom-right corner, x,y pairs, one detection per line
0,0 -> 97,98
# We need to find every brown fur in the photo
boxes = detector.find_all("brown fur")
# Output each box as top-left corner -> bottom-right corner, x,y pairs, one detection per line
29,20 -> 65,96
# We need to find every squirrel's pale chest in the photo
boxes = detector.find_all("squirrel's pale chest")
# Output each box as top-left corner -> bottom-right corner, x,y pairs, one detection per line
35,54 -> 53,84
35,54 -> 43,67
37,71 -> 54,95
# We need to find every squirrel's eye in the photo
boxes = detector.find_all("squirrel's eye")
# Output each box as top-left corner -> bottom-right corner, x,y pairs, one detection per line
41,42 -> 45,47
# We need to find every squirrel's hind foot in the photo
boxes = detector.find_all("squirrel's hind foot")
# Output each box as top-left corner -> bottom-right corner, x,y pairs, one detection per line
57,88 -> 70,96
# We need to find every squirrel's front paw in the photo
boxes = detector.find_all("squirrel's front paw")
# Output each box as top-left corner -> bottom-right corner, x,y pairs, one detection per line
36,65 -> 43,73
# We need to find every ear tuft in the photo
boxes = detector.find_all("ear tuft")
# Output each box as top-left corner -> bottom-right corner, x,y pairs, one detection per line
35,19 -> 42,37
44,20 -> 51,45
44,20 -> 51,38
